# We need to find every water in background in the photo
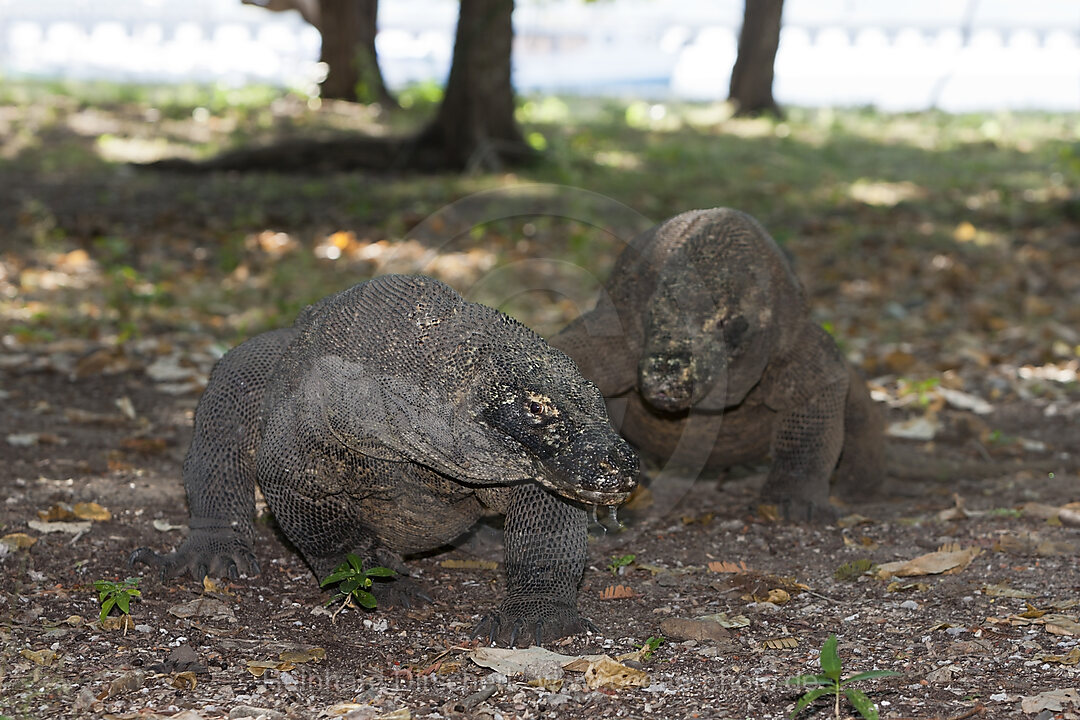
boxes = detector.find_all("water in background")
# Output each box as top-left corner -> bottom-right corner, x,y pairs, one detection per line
1,0 -> 1078,111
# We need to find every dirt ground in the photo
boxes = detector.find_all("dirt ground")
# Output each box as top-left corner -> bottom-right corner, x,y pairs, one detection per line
2,333 -> 1079,720
2,94 -> 1080,720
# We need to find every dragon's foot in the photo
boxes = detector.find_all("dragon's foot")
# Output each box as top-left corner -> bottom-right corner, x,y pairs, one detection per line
129,526 -> 258,582
473,595 -> 597,647
758,493 -> 838,524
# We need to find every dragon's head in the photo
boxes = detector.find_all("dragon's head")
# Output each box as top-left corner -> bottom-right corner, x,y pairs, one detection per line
472,340 -> 639,507
636,209 -> 804,414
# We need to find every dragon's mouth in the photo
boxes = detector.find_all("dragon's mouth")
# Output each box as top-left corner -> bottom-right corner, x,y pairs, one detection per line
533,471 -> 636,508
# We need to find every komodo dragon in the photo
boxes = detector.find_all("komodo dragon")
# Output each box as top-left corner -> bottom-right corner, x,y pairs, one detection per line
131,274 -> 638,646
551,208 -> 884,522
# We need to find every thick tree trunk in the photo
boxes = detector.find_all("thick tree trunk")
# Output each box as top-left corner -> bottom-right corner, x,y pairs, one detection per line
317,0 -> 396,106
728,0 -> 784,117
414,0 -> 534,171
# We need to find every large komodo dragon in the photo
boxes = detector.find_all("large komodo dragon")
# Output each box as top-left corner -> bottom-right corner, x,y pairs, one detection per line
131,274 -> 638,646
551,208 -> 884,522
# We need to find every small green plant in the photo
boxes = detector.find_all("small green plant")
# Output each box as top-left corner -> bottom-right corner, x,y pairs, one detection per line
833,558 -> 878,582
787,634 -> 899,720
320,553 -> 396,621
635,635 -> 664,660
897,377 -> 940,407
607,553 -> 636,575
93,577 -> 141,625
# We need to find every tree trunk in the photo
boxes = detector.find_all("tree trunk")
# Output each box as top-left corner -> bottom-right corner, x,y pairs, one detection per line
317,0 -> 396,106
728,0 -> 784,117
414,0 -> 533,171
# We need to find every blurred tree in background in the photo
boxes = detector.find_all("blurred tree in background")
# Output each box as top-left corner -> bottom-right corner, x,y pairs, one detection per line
414,0 -> 532,170
729,0 -> 784,116
243,0 -> 396,106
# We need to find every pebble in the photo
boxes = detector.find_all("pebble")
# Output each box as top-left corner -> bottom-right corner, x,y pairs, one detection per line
899,600 -> 919,610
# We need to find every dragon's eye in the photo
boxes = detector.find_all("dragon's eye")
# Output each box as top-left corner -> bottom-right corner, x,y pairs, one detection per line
528,401 -> 544,415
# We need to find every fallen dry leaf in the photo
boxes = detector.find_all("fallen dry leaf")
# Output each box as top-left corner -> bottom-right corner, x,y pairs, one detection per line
21,648 -> 58,666
470,646 -> 581,680
0,533 -> 37,549
1036,648 -> 1080,666
73,502 -> 111,522
876,546 -> 981,579
982,583 -> 1036,598
659,616 -> 735,644
100,615 -> 135,631
169,671 -> 197,690
246,659 -> 295,677
707,560 -> 750,573
1044,614 -> 1080,637
583,655 -> 650,691
279,647 -> 326,664
1020,687 -> 1080,713
886,415 -> 941,440
765,588 -> 791,604
836,513 -> 874,528
600,584 -> 635,599
763,637 -> 798,650
26,519 -> 92,538
168,598 -> 237,623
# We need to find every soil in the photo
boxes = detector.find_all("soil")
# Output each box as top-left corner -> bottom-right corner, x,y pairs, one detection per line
1,357 -> 1078,720
1,94 -> 1079,720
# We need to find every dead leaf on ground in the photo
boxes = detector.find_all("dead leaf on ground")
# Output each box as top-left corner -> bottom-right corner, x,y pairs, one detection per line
1044,614 -> 1080,637
938,387 -> 993,415
1020,687 -> 1080,713
837,513 -> 874,528
660,616 -> 735,644
707,560 -> 750,573
7,432 -> 66,447
63,407 -> 130,425
583,655 -> 650,691
168,598 -> 237,623
169,671 -> 197,690
1,532 -> 37,549
26,519 -> 92,538
36,501 -> 111,522
153,519 -> 186,532
886,415 -> 941,440
1036,648 -> 1080,666
876,546 -> 980,579
120,436 -> 169,454
469,646 -> 581,680
246,659 -> 295,677
21,648 -> 58,666
886,581 -> 930,593
763,637 -> 798,650
982,583 -> 1037,599
600,584 -> 635,599
100,615 -> 135,631
764,588 -> 791,604
279,647 -> 326,664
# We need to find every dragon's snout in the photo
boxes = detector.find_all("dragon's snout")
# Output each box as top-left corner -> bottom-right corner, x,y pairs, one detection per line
639,352 -> 695,413
574,433 -> 639,504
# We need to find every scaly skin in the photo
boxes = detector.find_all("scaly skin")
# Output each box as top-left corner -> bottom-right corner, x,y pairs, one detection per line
551,209 -> 885,522
132,275 -> 638,646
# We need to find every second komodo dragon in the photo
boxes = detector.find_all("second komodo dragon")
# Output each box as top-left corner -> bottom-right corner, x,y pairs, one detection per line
552,208 -> 884,522
132,274 -> 638,646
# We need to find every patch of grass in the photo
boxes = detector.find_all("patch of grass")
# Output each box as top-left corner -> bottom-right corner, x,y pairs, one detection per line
834,558 -> 878,582
607,553 -> 636,575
